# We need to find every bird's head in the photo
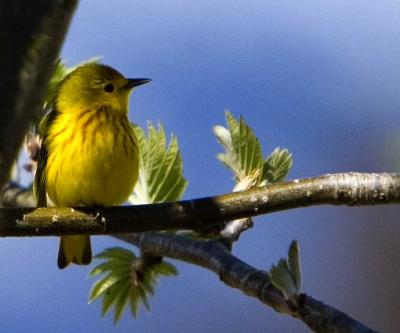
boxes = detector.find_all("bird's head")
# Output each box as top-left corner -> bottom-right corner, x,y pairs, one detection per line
55,62 -> 150,113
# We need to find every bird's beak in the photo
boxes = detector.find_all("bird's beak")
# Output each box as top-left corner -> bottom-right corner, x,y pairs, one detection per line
123,78 -> 151,89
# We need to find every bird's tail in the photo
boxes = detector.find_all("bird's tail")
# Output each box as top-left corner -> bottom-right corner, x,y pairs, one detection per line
58,235 -> 92,269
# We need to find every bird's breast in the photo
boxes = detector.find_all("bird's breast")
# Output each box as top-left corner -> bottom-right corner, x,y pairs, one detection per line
46,108 -> 139,207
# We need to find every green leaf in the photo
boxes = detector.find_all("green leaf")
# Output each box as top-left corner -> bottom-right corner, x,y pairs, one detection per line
129,122 -> 188,204
101,283 -> 121,317
214,110 -> 263,182
269,241 -> 302,299
214,110 -> 292,189
270,259 -> 297,299
129,288 -> 140,317
94,247 -> 136,262
137,286 -> 151,311
156,262 -> 179,276
288,241 -> 302,292
141,277 -> 156,296
113,280 -> 131,324
262,148 -> 293,184
89,247 -> 178,324
89,260 -> 130,278
89,271 -> 128,303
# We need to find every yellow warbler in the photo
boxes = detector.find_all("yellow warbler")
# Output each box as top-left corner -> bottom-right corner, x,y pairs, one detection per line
34,63 -> 150,269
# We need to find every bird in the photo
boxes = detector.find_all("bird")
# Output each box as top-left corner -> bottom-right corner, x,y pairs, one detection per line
34,62 -> 150,269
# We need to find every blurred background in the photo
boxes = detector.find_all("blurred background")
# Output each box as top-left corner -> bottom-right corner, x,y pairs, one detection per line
1,0 -> 400,331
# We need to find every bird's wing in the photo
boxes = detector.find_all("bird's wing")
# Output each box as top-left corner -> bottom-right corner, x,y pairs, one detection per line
34,109 -> 59,207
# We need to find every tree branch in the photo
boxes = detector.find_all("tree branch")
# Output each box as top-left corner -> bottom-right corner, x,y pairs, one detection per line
0,0 -> 78,188
219,176 -> 257,244
115,232 -> 378,333
1,174 -> 388,332
0,172 -> 399,236
219,217 -> 253,243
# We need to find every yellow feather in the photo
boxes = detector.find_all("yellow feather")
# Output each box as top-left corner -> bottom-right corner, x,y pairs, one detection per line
34,63 -> 150,269
46,109 -> 139,206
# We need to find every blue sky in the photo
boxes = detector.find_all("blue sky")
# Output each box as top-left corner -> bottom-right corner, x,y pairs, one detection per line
2,1 -> 400,332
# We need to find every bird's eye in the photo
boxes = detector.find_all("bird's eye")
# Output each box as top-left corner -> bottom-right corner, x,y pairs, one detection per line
104,84 -> 114,93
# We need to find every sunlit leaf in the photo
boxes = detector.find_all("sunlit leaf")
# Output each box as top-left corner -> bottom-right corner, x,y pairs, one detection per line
214,110 -> 292,189
129,123 -> 188,204
214,110 -> 263,182
262,148 -> 293,184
